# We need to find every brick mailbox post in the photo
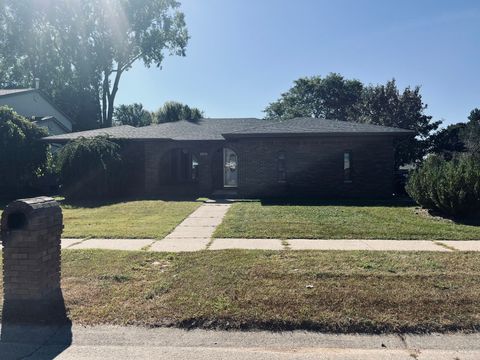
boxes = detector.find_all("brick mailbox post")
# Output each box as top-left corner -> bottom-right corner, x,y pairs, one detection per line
1,196 -> 66,324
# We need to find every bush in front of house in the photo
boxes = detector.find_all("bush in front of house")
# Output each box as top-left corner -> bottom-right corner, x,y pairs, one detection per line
0,106 -> 49,198
57,136 -> 122,199
406,154 -> 480,217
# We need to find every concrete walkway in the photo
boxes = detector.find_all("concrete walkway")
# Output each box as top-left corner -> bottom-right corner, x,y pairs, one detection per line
1,325 -> 479,359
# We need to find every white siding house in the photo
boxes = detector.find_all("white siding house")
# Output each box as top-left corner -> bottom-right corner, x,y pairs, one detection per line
0,89 -> 74,135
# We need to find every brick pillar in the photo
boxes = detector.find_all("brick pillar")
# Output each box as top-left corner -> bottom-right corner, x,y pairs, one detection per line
1,196 -> 66,324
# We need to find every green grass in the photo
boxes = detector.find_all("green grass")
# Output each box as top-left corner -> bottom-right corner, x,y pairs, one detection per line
214,200 -> 480,240
4,249 -> 478,333
1,199 -> 201,239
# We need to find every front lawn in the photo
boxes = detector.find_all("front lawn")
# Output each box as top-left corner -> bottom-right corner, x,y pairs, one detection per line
3,249 -> 478,333
214,200 -> 480,240
0,199 -> 201,239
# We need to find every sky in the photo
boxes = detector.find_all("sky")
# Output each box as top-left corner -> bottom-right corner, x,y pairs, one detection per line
116,0 -> 480,127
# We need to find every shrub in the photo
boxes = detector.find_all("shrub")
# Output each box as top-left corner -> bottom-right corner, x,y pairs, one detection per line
57,136 -> 122,199
0,106 -> 49,198
406,154 -> 480,217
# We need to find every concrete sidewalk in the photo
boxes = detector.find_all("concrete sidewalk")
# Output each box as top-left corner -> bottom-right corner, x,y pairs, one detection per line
61,238 -> 480,252
1,325 -> 479,359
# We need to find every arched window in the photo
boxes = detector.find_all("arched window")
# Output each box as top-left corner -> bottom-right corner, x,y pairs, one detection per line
277,152 -> 287,183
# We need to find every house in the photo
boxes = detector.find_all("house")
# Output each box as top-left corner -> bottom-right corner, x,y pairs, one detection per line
43,117 -> 413,198
0,88 -> 74,135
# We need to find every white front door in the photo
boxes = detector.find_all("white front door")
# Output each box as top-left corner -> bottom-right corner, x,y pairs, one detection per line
223,148 -> 238,188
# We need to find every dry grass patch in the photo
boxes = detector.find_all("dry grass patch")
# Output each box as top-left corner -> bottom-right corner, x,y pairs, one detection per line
5,249 -> 476,333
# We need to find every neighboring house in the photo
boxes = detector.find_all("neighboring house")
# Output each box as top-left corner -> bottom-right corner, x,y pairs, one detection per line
0,88 -> 74,135
44,117 -> 413,198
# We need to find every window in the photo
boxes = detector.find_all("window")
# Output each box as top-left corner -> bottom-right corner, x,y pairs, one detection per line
169,149 -> 199,183
191,155 -> 199,181
344,151 -> 352,182
277,152 -> 287,183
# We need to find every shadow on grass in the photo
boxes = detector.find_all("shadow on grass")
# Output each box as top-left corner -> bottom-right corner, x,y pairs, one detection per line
425,208 -> 480,227
259,196 -> 416,208
58,195 -> 204,209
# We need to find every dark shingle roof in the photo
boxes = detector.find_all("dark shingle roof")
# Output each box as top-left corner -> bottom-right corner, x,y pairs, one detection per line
43,117 -> 413,142
223,117 -> 414,138
133,118 -> 269,140
44,125 -> 138,142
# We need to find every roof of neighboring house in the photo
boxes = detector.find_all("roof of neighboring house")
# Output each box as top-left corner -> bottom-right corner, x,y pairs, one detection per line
43,117 -> 414,142
32,116 -> 71,133
0,88 -> 36,97
0,88 -> 76,125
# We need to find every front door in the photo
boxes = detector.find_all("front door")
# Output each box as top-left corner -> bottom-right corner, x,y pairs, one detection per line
223,148 -> 238,188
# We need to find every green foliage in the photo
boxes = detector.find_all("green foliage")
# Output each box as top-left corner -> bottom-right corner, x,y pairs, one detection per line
430,123 -> 467,159
154,101 -> 204,123
406,154 -> 480,217
57,136 -> 122,199
0,0 -> 189,129
461,108 -> 480,156
0,106 -> 49,197
114,103 -> 153,127
264,73 -> 363,122
360,80 -> 440,167
265,74 -> 440,167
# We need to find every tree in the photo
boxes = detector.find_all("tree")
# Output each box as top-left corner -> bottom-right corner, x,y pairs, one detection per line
265,73 -> 363,122
462,108 -> 480,155
57,136 -> 122,199
430,123 -> 467,159
154,101 -> 204,123
265,75 -> 440,167
114,103 -> 153,127
0,106 -> 49,197
360,80 -> 441,167
0,0 -> 189,129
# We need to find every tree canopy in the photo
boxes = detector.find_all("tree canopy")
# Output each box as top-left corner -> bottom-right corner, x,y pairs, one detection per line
462,108 -> 480,156
0,106 -> 49,197
114,103 -> 153,127
430,123 -> 467,159
0,0 -> 189,130
265,74 -> 440,166
154,101 -> 204,123
265,74 -> 363,122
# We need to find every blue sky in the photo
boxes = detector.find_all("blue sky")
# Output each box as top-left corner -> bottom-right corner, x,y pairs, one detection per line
116,0 -> 480,126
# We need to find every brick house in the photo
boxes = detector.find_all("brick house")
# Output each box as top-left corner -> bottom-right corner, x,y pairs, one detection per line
44,117 -> 413,198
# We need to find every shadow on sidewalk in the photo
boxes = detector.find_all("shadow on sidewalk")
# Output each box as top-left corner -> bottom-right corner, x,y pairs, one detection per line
0,289 -> 72,360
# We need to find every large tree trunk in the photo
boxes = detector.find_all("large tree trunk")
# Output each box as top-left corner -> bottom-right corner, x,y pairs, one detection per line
102,70 -> 109,128
102,67 -> 123,128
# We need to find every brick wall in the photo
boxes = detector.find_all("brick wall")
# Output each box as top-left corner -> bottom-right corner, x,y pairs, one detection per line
1,196 -> 67,323
142,136 -> 396,198
229,135 -> 396,198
